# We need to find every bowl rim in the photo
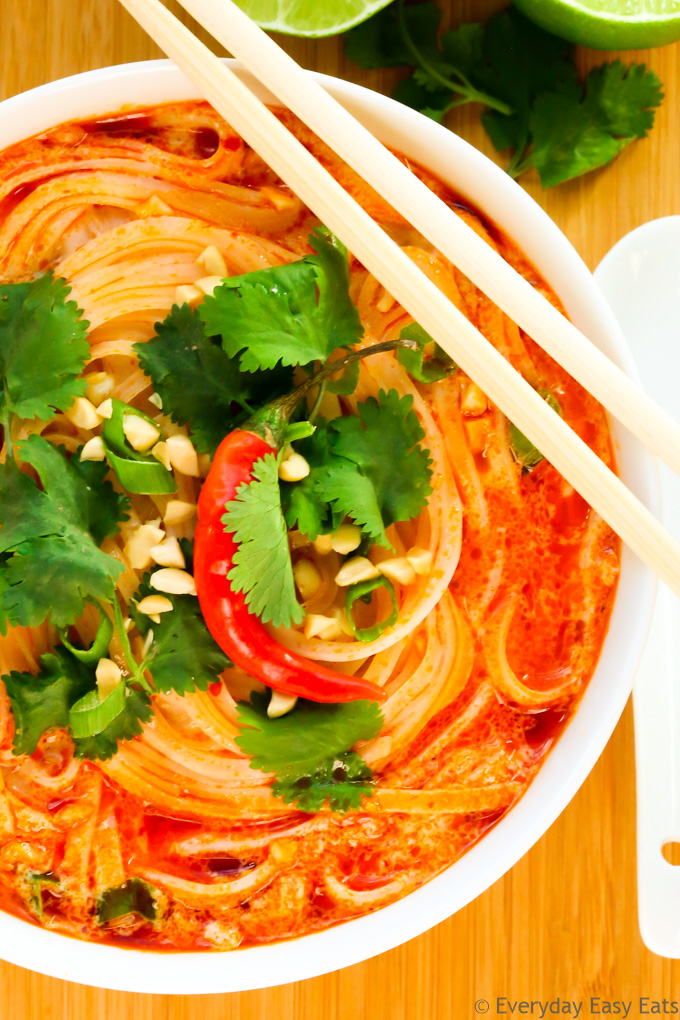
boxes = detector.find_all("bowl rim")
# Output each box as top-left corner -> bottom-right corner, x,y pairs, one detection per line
0,58 -> 658,994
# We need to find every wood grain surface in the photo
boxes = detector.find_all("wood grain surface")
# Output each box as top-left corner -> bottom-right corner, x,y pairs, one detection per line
1,2 -> 679,1016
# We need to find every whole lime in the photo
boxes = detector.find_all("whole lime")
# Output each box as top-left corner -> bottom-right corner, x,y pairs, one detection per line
513,0 -> 680,50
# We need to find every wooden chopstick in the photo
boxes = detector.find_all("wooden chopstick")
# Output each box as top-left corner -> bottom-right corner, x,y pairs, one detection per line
118,0 -> 680,597
176,0 -> 680,483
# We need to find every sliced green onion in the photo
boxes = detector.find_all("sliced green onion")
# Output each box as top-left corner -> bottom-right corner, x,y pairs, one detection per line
25,871 -> 60,919
96,877 -> 158,925
103,444 -> 176,494
69,683 -> 127,738
58,612 -> 113,664
509,389 -> 562,471
345,575 -> 398,643
101,398 -> 176,494
397,323 -> 457,384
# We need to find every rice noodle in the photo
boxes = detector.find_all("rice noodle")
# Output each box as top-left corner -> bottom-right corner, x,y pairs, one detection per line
0,100 -> 619,950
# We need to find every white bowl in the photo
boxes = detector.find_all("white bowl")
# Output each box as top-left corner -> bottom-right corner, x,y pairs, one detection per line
0,60 -> 657,993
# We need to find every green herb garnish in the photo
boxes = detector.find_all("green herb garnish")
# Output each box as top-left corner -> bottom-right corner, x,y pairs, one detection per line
397,322 -> 457,384
96,878 -> 159,925
345,2 -> 663,188
0,436 -> 128,630
0,274 -> 89,435
346,575 -> 398,642
509,389 -> 562,471
129,575 -> 232,695
135,304 -> 293,455
200,227 -> 363,372
236,692 -> 383,813
222,452 -> 304,629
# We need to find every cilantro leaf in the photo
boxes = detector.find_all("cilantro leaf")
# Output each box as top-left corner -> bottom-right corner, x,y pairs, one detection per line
0,436 -> 127,628
2,642 -> 152,760
135,304 -> 292,454
222,453 -> 304,629
528,62 -> 663,187
313,460 -> 386,545
345,2 -> 510,119
323,389 -> 433,543
275,751 -> 374,814
282,391 -> 433,546
280,426 -> 337,540
130,576 -> 232,695
344,3 -> 662,189
0,274 -> 89,423
72,686 -> 152,761
469,9 -> 577,164
200,228 -> 363,373
236,692 -> 383,813
3,647 -> 93,755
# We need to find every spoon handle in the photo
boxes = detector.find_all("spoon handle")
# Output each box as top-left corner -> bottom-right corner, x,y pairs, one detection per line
634,462 -> 680,957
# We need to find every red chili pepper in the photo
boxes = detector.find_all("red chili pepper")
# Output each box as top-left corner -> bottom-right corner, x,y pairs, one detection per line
194,428 -> 385,704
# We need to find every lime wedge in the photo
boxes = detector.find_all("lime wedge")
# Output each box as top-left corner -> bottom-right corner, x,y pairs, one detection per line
233,0 -> 394,37
513,0 -> 680,50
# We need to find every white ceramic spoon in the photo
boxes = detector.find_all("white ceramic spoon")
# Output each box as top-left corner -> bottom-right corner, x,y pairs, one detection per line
595,217 -> 680,957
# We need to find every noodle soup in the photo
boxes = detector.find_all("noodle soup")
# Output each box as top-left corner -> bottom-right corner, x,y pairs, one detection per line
0,99 -> 618,952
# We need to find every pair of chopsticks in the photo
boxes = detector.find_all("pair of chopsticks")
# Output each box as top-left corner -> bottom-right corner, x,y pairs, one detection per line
119,0 -> 680,596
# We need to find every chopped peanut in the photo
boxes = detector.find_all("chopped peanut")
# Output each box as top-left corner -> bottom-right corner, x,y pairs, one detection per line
124,522 -> 165,570
151,441 -> 171,470
150,536 -> 185,569
378,557 -> 416,585
464,417 -> 491,455
166,434 -> 200,477
66,397 -> 101,430
267,692 -> 298,719
293,559 -> 322,601
95,658 -> 122,699
461,382 -> 488,417
163,500 -> 197,526
406,547 -> 433,575
174,284 -> 202,307
122,414 -> 160,453
278,452 -> 310,482
195,276 -> 222,298
312,534 -> 334,555
97,398 -> 113,419
331,523 -> 362,555
84,370 -> 114,405
150,568 -> 196,596
79,436 -> 106,462
137,594 -> 173,617
335,556 -> 381,587
196,245 -> 227,278
148,392 -> 163,410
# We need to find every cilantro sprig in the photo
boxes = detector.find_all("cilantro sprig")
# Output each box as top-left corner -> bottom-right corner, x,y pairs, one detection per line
0,274 -> 89,438
200,227 -> 363,373
135,304 -> 292,455
283,389 -> 433,548
2,569 -> 231,760
129,575 -> 232,694
0,437 -> 129,631
223,452 -> 305,629
345,2 -> 663,188
236,692 -> 383,813
2,644 -> 153,760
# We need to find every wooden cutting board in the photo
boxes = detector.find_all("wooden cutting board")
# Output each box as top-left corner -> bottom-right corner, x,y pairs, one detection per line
0,1 -> 679,1016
